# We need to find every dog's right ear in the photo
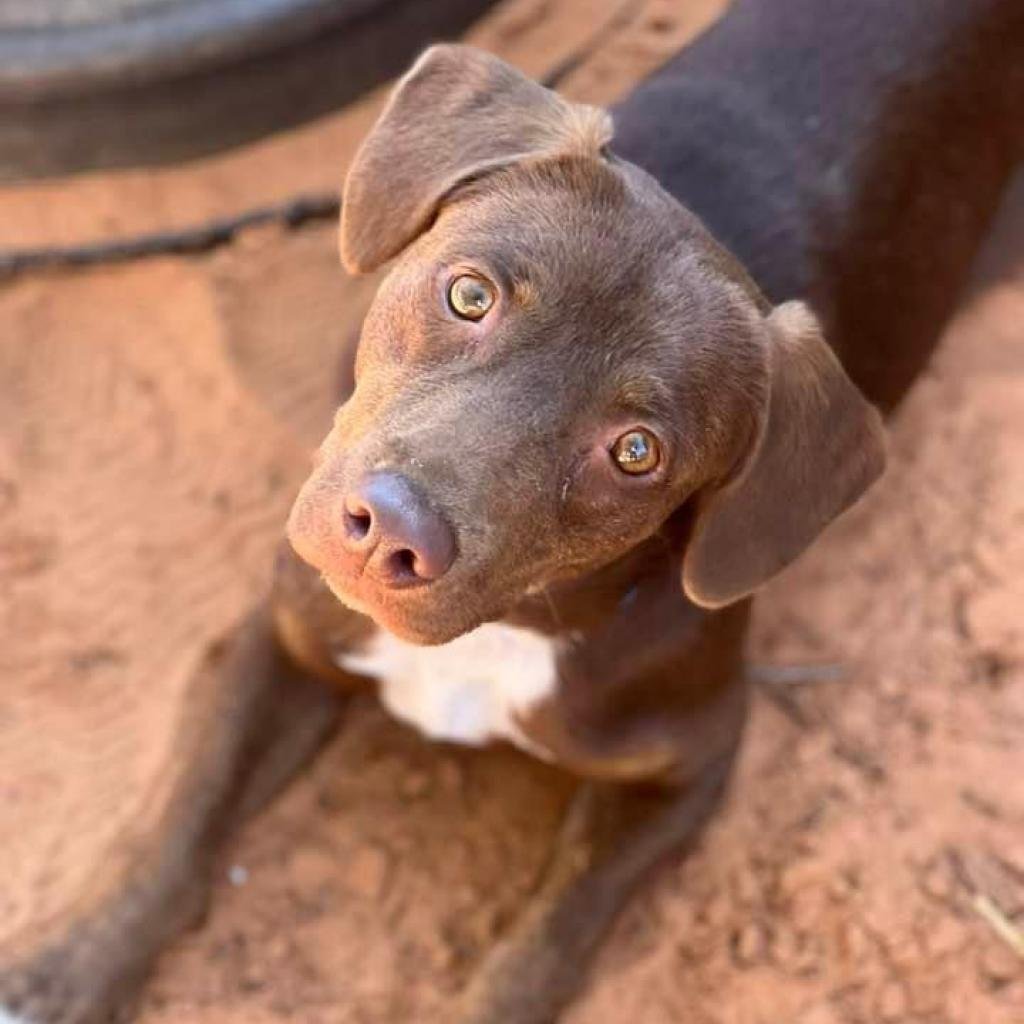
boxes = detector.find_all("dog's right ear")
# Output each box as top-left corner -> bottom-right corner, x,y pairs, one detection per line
340,44 -> 612,274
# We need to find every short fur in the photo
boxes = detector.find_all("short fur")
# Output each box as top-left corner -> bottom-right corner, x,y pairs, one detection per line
270,4 -> 1023,1021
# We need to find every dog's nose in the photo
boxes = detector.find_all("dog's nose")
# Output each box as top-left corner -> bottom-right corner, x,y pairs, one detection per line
342,472 -> 456,586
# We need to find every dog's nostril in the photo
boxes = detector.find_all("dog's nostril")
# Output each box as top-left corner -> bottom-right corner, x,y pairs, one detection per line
388,548 -> 420,581
344,507 -> 372,541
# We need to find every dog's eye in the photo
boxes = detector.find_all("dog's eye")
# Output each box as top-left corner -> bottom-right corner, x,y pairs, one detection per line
448,274 -> 496,320
611,429 -> 661,475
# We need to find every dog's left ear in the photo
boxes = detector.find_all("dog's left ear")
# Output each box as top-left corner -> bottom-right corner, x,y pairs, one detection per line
340,44 -> 612,273
682,302 -> 886,608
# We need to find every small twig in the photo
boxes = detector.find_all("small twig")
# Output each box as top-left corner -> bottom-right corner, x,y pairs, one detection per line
750,661 -> 848,732
972,892 -> 1024,959
748,662 -> 847,687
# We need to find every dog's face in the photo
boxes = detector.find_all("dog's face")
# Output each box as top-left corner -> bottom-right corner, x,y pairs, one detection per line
288,45 -> 885,645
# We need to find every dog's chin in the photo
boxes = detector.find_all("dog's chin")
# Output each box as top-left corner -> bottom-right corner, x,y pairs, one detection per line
322,573 -> 496,646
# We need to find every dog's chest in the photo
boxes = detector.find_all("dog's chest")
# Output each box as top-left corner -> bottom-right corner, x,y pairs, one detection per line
335,623 -> 558,756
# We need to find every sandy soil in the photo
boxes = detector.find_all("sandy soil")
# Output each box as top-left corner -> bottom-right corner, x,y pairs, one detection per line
1,1 -> 1022,1022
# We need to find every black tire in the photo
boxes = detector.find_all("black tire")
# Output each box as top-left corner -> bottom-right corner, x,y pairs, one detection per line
0,0 -> 498,181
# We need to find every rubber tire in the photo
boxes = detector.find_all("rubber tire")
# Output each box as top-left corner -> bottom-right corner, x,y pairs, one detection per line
0,0 -> 497,181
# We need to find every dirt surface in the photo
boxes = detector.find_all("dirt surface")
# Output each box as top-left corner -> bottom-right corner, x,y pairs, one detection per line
2,1 -> 1023,1022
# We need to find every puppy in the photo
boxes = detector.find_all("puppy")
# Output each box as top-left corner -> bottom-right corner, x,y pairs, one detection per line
273,2 -> 1023,1021
2,4 -> 1021,1023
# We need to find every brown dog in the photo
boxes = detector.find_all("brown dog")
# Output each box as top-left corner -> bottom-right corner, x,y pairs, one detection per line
275,39 -> 885,1022
272,2 -> 1022,1019
246,0 -> 1021,1018
5,3 -> 1019,1023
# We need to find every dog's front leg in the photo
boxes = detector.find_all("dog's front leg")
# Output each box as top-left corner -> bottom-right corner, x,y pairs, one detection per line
454,751 -> 737,1024
0,597 -> 346,1024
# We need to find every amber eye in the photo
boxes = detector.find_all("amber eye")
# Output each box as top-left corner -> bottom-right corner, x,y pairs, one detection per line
611,429 -> 661,475
448,274 -> 496,320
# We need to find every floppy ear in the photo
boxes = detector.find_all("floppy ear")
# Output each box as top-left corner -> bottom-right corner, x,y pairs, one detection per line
340,44 -> 612,273
682,301 -> 887,608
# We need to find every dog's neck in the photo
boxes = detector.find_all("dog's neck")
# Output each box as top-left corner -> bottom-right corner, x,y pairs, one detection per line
612,0 -> 1023,410
503,517 -> 696,637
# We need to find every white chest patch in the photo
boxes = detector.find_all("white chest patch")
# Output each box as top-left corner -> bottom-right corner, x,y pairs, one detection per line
0,1008 -> 34,1024
336,623 -> 559,757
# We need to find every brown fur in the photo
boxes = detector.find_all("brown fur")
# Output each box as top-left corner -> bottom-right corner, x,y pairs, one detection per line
289,45 -> 884,646
5,5 -> 1020,1022
282,10 -> 1022,1017
278,42 -> 890,1024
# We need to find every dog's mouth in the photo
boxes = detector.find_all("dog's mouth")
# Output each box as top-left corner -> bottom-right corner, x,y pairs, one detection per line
319,565 -> 505,646
286,458 -> 560,645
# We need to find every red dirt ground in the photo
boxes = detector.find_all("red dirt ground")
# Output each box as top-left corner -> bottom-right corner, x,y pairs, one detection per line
2,2 -> 1022,1022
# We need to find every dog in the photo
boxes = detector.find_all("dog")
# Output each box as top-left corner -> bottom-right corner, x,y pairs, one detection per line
6,3 -> 1018,1023
272,2 -> 1024,1020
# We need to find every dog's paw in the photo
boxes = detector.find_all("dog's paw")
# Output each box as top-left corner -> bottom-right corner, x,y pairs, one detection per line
452,932 -> 577,1024
0,925 -> 158,1024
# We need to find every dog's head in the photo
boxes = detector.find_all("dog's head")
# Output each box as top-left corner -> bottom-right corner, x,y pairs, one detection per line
288,45 -> 885,644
